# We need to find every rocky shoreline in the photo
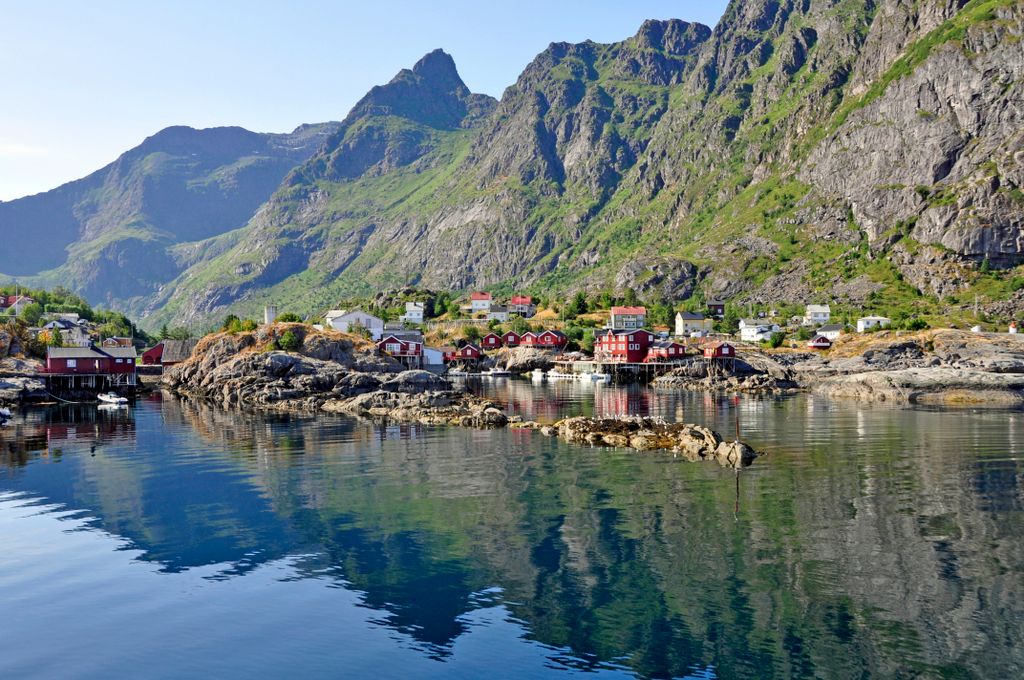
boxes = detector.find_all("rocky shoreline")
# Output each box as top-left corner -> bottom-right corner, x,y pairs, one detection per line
157,325 -> 760,461
654,330 -> 1024,406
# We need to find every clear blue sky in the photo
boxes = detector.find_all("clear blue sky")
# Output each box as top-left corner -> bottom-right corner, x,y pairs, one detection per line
0,1 -> 727,201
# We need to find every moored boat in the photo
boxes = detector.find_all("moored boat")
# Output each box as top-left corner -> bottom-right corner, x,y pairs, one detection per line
97,392 -> 128,405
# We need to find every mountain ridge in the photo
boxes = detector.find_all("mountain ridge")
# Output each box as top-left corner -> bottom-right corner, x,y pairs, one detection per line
3,0 -> 1022,330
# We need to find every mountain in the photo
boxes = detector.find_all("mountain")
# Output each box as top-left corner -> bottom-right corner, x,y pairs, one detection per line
5,0 -> 1022,328
0,122 -> 340,311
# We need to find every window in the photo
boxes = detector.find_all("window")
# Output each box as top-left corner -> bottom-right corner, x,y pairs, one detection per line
116,358 -> 123,363
386,343 -> 401,353
67,359 -> 77,368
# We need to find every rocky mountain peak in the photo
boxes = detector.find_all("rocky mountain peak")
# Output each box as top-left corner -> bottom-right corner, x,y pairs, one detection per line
409,48 -> 465,91
633,18 -> 712,55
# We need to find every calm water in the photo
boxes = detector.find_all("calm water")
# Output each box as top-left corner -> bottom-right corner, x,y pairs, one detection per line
1,381 -> 1023,679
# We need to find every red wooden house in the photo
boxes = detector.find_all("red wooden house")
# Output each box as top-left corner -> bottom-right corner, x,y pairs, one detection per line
481,333 -> 503,350
445,343 -> 482,362
501,331 -> 521,347
703,342 -> 735,359
535,330 -> 568,348
595,329 -> 655,363
519,331 -> 539,346
807,335 -> 832,350
646,340 -> 686,362
141,343 -> 164,365
46,346 -> 137,375
378,335 -> 423,357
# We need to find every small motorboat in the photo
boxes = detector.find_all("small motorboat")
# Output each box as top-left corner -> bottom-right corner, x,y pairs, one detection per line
447,370 -> 469,378
0,407 -> 11,425
484,368 -> 511,377
97,392 -> 129,405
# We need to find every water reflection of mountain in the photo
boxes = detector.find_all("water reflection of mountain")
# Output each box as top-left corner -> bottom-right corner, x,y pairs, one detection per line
2,395 -> 1023,677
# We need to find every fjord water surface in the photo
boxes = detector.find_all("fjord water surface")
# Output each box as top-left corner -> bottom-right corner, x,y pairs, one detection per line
1,383 -> 1022,679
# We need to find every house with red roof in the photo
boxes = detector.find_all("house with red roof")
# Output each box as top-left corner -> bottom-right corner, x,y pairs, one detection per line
501,331 -> 521,347
608,306 -> 647,330
378,334 -> 423,368
509,295 -> 536,318
469,292 -> 493,314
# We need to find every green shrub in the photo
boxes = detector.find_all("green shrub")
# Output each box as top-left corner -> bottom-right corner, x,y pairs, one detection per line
275,312 -> 303,323
279,331 -> 301,352
768,332 -> 785,348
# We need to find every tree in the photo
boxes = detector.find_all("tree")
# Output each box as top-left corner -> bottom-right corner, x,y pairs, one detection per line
47,328 -> 64,347
159,324 -> 170,341
240,319 -> 258,332
221,314 -> 241,332
509,316 -> 531,335
905,318 -> 929,331
768,332 -> 785,348
19,303 -> 43,326
275,312 -> 303,323
796,326 -> 814,341
278,331 -> 301,352
622,287 -> 640,306
462,325 -> 482,342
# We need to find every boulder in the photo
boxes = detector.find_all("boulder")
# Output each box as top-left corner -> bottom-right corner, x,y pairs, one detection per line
382,370 -> 451,394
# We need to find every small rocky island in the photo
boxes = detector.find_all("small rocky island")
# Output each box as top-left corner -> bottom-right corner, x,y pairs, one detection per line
163,324 -> 757,464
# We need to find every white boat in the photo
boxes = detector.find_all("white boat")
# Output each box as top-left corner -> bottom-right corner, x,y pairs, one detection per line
546,369 -> 576,380
97,392 -> 128,405
484,368 -> 511,377
448,370 -> 468,378
531,369 -> 546,381
0,407 -> 11,425
582,372 -> 611,383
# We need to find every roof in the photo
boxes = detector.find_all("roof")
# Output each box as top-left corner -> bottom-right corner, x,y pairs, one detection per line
482,332 -> 502,338
540,329 -> 567,338
705,341 -> 733,349
805,304 -> 831,313
707,299 -> 725,306
470,292 -> 492,300
405,302 -> 425,310
598,329 -> 652,338
677,311 -> 705,320
817,324 -> 843,332
488,305 -> 509,313
325,309 -> 381,321
460,343 -> 481,351
808,336 -> 833,345
161,339 -> 198,363
858,315 -> 891,322
380,334 -> 422,345
48,346 -> 137,359
502,330 -> 520,337
652,340 -> 683,349
611,306 -> 647,315
510,295 -> 533,305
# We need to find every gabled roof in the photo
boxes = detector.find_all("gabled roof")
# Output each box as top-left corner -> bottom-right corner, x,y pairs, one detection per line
858,315 -> 891,322
610,306 -> 646,315
707,299 -> 725,306
48,346 -> 137,360
652,340 -> 684,349
326,309 -> 382,322
460,343 -> 481,351
488,305 -> 508,313
470,292 -> 492,301
805,304 -> 831,313
817,324 -> 843,333
677,311 -> 705,321
510,295 -> 533,305
405,301 -> 425,310
540,329 -> 567,338
161,339 -> 198,363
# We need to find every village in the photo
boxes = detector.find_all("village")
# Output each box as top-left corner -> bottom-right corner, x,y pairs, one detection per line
2,284 -> 1021,398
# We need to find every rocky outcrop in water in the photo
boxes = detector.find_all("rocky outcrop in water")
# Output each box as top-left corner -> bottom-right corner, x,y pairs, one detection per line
535,415 -> 757,467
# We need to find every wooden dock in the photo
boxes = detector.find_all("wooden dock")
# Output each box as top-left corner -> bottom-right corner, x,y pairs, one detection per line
553,360 -> 681,384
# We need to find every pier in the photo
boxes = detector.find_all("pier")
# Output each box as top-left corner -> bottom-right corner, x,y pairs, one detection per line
553,360 -> 680,384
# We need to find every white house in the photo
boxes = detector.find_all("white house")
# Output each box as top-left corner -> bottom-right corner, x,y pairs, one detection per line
739,321 -> 780,343
816,324 -> 844,341
675,312 -> 712,337
856,316 -> 891,333
487,305 -> 510,323
509,295 -> 536,317
400,302 -> 425,324
803,304 -> 831,326
470,292 -> 493,314
324,309 -> 385,339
